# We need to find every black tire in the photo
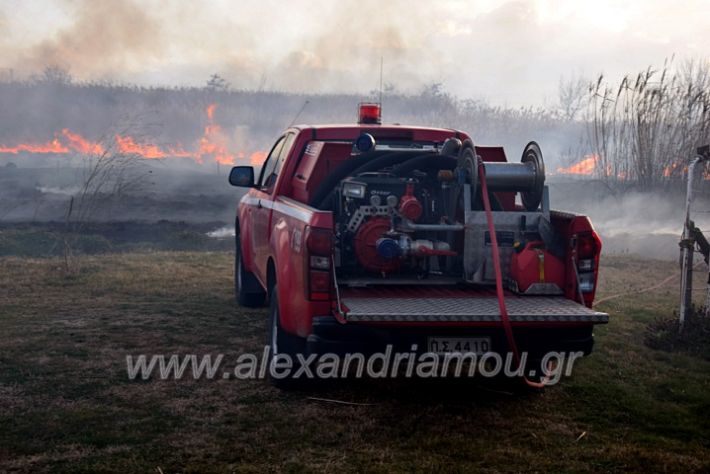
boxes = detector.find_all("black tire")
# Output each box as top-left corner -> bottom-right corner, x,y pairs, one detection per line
235,236 -> 266,307
267,285 -> 306,389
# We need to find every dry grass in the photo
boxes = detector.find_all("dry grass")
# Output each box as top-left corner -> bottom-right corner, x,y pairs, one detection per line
0,252 -> 709,472
588,59 -> 710,187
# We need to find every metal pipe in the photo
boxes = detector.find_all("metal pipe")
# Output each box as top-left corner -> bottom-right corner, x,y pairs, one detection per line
331,255 -> 347,324
398,221 -> 465,232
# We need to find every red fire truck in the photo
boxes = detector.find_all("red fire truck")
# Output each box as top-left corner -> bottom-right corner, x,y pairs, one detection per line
229,104 -> 607,386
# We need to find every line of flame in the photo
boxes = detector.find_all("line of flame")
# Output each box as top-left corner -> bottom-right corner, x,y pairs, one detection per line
559,154 -> 710,180
0,104 -> 266,166
556,154 -> 599,175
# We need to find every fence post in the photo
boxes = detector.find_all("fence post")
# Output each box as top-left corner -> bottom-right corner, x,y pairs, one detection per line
680,146 -> 710,330
680,157 -> 700,331
679,239 -> 693,331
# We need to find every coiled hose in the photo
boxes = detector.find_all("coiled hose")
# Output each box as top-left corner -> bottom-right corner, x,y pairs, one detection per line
310,151 -> 439,209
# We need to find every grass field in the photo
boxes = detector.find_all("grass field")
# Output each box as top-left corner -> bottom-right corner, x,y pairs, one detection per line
0,251 -> 709,472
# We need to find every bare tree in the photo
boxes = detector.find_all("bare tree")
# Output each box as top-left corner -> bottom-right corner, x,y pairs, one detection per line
61,130 -> 151,272
206,73 -> 230,92
558,75 -> 588,121
40,66 -> 73,85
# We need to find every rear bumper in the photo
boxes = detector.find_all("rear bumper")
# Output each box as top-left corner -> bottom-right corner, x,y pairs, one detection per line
306,316 -> 596,357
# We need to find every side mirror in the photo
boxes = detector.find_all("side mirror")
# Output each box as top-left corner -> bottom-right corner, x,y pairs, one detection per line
229,166 -> 255,187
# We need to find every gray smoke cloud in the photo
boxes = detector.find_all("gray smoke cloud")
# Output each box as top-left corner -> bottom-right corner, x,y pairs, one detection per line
15,0 -> 165,78
1,0 -> 707,105
549,181 -> 710,260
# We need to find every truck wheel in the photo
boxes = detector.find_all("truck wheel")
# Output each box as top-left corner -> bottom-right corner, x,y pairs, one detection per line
235,238 -> 265,307
267,285 -> 306,389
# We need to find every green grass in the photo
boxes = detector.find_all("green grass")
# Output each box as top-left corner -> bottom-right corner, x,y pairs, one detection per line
0,252 -> 708,472
0,224 -> 231,258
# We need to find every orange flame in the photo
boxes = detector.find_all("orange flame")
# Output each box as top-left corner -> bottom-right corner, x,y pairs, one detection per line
196,103 -> 235,165
557,154 -> 599,175
663,162 -> 710,180
61,129 -> 105,155
559,156 -> 708,180
0,104 -> 265,166
114,135 -> 170,159
249,150 -> 267,165
0,137 -> 68,154
662,162 -> 686,177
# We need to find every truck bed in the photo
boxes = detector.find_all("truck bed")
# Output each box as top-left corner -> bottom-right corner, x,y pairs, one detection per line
340,287 -> 608,324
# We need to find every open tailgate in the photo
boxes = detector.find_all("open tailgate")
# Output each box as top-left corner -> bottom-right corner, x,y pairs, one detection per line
339,288 -> 608,324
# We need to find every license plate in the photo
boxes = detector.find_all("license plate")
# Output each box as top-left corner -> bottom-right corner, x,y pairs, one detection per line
427,337 -> 491,355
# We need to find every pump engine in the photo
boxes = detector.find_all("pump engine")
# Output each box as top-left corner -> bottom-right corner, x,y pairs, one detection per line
330,137 -> 549,286
335,172 -> 456,277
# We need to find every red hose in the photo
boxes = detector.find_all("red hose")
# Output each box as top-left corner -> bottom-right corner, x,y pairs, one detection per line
477,160 -> 549,389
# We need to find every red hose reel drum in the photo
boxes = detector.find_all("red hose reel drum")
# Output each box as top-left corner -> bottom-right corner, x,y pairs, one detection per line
353,217 -> 401,273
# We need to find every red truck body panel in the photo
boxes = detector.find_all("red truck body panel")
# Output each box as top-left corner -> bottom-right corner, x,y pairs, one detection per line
236,123 -> 604,341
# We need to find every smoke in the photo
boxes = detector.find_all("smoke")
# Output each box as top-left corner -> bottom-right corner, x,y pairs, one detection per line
0,11 -> 8,73
36,185 -> 81,196
17,0 -> 165,78
261,0 -> 432,94
1,0 -> 705,104
549,181 -> 710,260
1,0 -> 437,93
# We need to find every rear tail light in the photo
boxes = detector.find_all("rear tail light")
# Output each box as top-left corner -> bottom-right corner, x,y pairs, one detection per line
305,226 -> 334,300
573,232 -> 601,304
309,270 -> 331,294
577,234 -> 597,259
306,227 -> 333,255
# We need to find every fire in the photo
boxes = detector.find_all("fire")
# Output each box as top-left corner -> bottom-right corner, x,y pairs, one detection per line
663,162 -> 710,180
61,129 -> 105,155
197,108 -> 234,165
0,104 -> 265,166
557,154 -> 599,175
559,155 -> 708,180
662,162 -> 685,177
0,137 -> 68,154
114,135 -> 167,159
249,151 -> 267,165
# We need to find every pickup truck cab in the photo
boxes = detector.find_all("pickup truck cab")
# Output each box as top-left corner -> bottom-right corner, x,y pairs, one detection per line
229,104 -> 607,385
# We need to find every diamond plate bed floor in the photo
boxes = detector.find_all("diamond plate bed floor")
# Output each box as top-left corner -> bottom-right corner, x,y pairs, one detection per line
340,295 -> 609,323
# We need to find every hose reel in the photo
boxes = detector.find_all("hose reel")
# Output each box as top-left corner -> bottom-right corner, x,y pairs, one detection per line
447,140 -> 545,212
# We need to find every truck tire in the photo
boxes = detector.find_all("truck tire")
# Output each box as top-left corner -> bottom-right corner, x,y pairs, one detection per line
267,285 -> 306,389
235,236 -> 266,307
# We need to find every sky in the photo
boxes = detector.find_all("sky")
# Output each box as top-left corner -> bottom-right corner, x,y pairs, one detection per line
0,0 -> 707,106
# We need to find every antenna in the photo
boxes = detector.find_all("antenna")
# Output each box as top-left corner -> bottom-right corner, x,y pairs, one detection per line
379,56 -> 384,105
288,100 -> 309,127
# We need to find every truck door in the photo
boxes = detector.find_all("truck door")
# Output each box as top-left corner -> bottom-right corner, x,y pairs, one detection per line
251,133 -> 296,283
